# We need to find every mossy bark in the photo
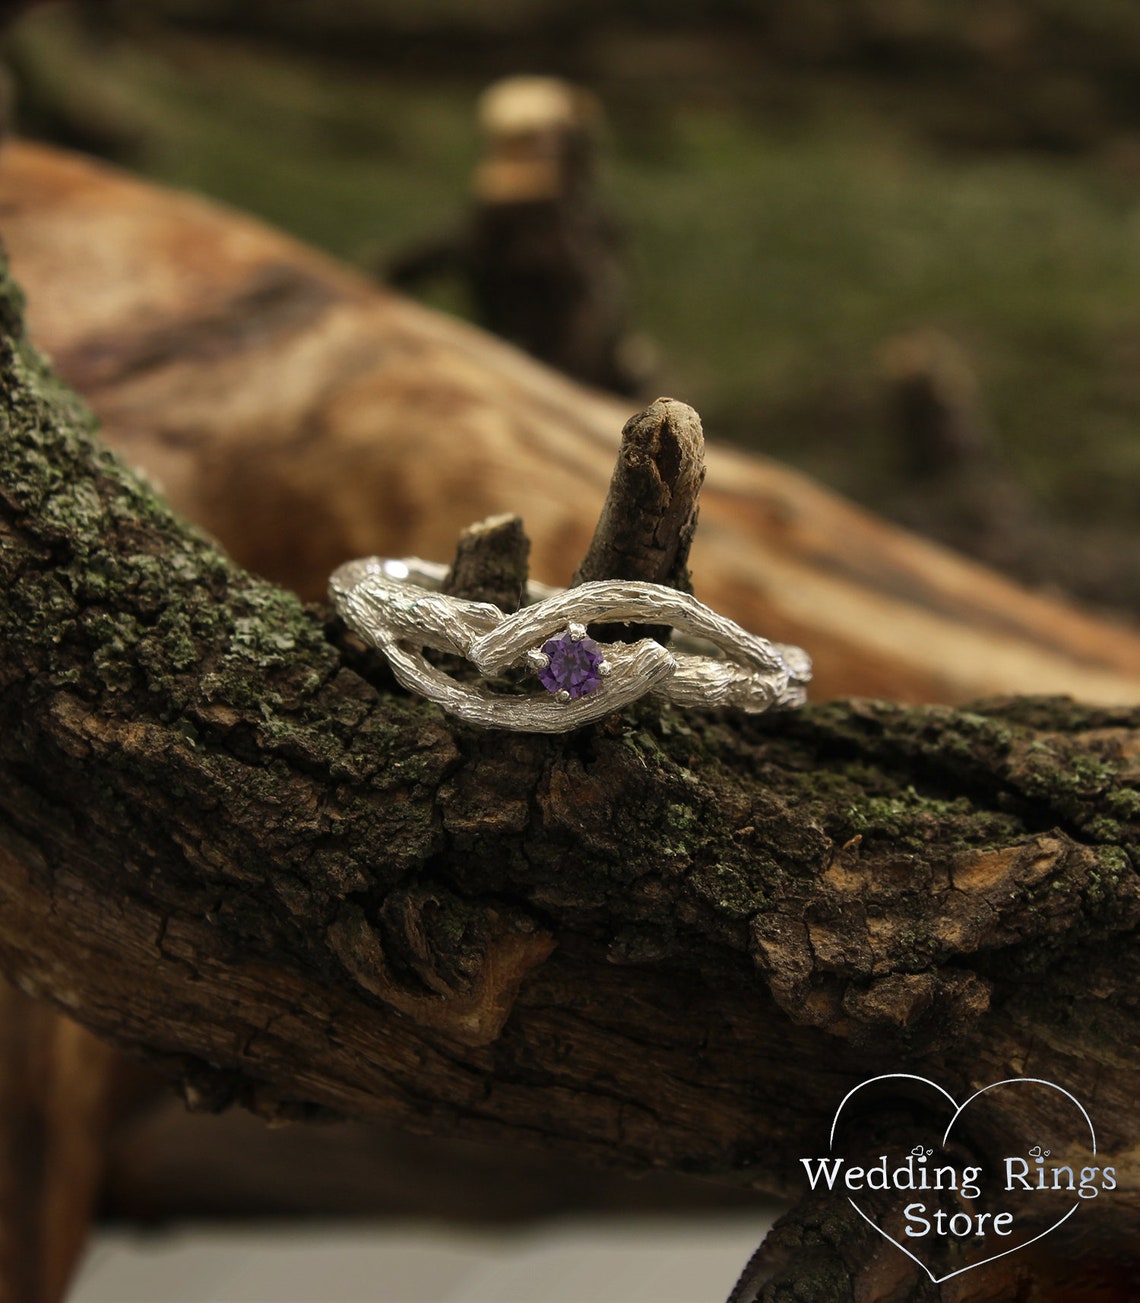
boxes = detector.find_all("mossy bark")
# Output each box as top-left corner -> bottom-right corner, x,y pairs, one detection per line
2,250 -> 1139,1297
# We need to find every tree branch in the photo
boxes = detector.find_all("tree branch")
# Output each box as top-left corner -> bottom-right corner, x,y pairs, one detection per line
2,244 -> 1140,1299
573,395 -> 704,642
442,512 -> 530,611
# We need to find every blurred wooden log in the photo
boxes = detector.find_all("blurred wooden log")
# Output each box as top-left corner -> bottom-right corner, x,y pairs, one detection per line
1,140 -> 1138,706
0,980 -> 116,1303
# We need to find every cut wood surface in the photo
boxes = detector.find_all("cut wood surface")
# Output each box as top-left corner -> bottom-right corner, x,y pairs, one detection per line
1,140 -> 1138,706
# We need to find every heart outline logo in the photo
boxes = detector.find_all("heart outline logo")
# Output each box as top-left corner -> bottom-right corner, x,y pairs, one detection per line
828,1073 -> 1097,1284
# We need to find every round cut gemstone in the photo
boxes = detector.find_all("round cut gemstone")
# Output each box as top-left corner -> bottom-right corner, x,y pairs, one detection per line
537,631 -> 604,699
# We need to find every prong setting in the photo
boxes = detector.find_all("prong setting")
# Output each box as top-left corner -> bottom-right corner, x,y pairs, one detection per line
556,689 -> 572,703
568,622 -> 587,641
527,648 -> 551,671
598,660 -> 613,678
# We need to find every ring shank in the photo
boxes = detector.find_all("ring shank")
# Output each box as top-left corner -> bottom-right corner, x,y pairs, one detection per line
329,555 -> 811,730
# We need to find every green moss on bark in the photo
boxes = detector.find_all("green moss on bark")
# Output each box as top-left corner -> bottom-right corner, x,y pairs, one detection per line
1,238 -> 1139,1092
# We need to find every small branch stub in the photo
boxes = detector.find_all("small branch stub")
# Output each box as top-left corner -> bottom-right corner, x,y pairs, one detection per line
443,512 -> 530,611
573,396 -> 706,643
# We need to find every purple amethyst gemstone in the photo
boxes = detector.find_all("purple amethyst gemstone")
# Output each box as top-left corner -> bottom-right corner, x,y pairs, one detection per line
537,631 -> 604,699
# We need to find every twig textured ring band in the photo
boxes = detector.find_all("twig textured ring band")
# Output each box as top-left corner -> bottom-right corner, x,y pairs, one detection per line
330,557 -> 812,733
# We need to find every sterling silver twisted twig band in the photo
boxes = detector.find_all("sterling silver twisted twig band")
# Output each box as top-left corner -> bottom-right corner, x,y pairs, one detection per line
330,556 -> 811,733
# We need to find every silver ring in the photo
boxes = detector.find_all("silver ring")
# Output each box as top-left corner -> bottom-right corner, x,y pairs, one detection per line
330,557 -> 811,733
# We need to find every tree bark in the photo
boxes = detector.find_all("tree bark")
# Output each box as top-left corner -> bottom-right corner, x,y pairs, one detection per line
2,233 -> 1140,1303
573,395 -> 704,643
442,513 -> 531,614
